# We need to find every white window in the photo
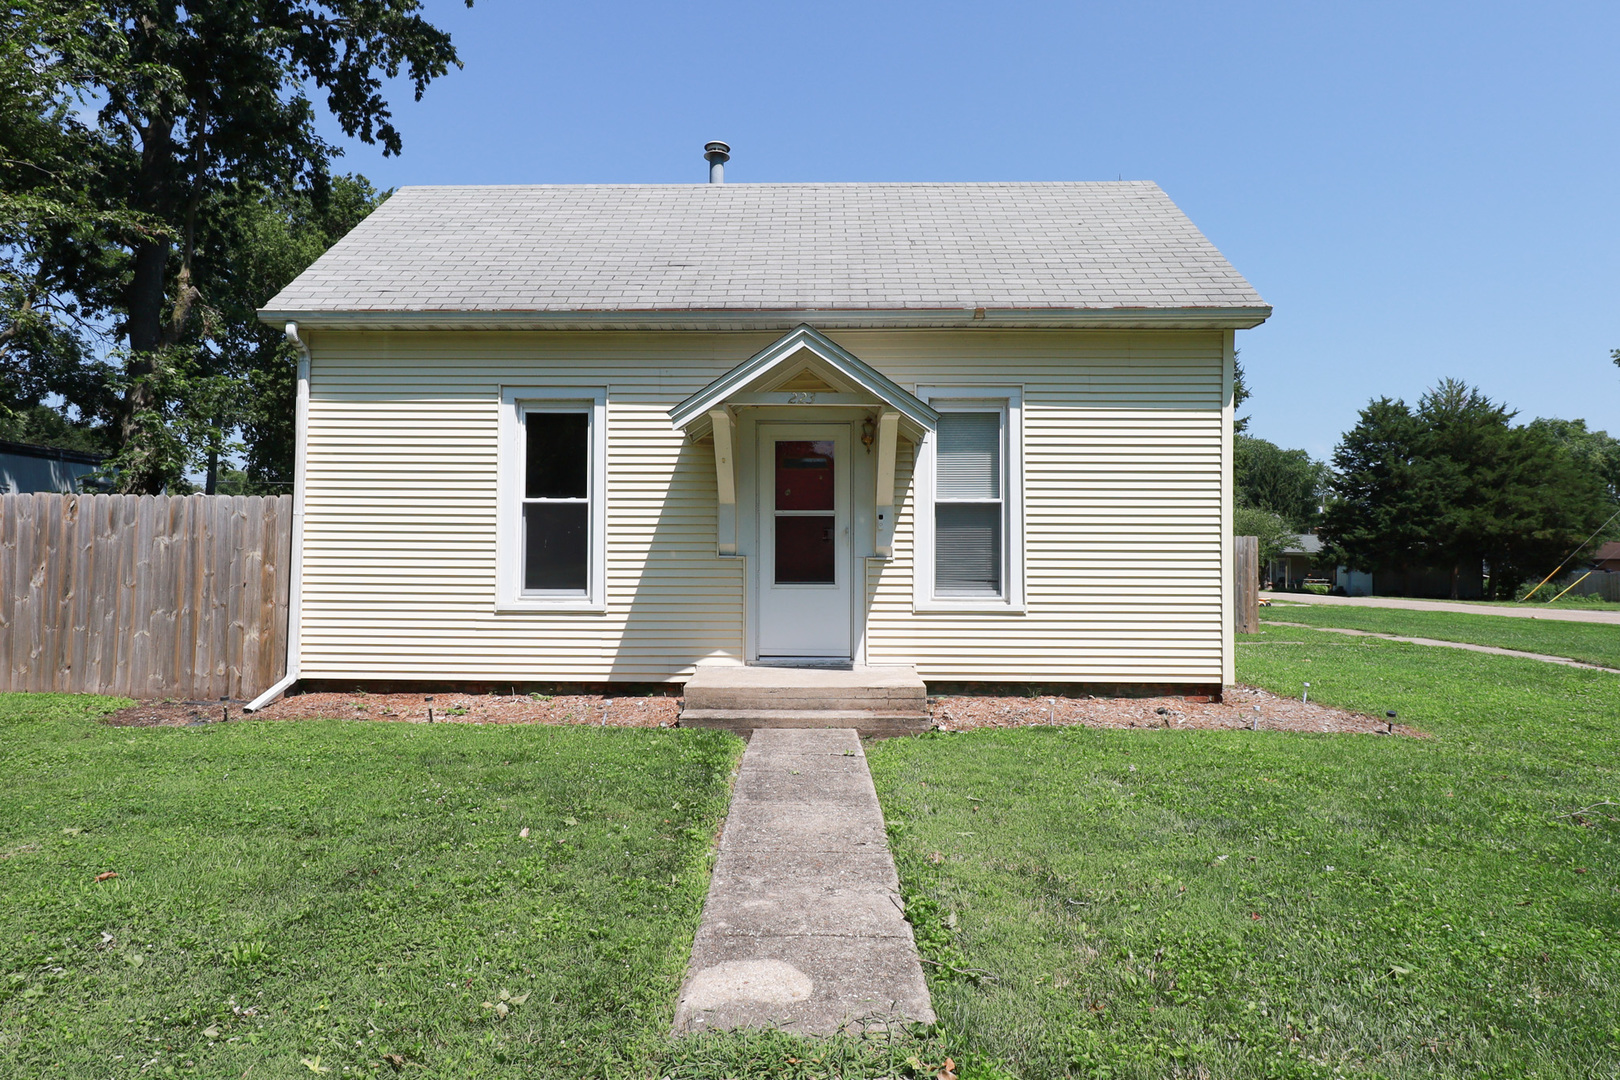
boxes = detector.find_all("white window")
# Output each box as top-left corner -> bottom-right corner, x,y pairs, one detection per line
496,387 -> 607,611
914,387 -> 1024,611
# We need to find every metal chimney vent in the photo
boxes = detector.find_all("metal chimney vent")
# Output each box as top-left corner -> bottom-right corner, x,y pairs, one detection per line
704,141 -> 731,184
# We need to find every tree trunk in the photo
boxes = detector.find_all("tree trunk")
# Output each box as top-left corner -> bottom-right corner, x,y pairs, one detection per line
117,118 -> 176,493
1450,564 -> 1461,601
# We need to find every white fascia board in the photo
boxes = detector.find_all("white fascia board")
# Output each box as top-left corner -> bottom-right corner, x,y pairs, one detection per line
667,324 -> 939,432
255,305 -> 1274,332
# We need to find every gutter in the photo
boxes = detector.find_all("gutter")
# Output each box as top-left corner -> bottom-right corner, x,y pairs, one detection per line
245,322 -> 310,712
254,305 -> 1274,333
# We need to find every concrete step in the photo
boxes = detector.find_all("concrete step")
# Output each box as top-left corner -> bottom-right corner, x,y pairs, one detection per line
682,664 -> 928,714
678,709 -> 931,739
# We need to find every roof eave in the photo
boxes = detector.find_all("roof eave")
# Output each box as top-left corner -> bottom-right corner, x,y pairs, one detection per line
257,305 -> 1273,333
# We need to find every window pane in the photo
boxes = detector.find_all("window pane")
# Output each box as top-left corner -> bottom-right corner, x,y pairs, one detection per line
526,413 -> 588,499
936,412 -> 1000,500
524,503 -> 588,591
775,515 -> 836,584
935,503 -> 1001,596
775,440 -> 835,511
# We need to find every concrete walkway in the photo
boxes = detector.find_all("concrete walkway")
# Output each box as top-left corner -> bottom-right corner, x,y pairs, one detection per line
673,728 -> 935,1035
1263,620 -> 1620,674
1263,591 -> 1620,624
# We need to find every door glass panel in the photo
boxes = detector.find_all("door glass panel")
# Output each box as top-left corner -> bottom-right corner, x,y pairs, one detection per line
775,515 -> 836,583
775,440 -> 835,511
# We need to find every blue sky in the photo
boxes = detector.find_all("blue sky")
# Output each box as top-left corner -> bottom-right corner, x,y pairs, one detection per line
318,0 -> 1619,460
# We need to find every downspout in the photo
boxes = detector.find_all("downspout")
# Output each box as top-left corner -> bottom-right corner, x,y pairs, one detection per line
246,322 -> 309,711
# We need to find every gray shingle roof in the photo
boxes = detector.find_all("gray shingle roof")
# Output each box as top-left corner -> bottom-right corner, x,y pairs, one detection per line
262,181 -> 1268,327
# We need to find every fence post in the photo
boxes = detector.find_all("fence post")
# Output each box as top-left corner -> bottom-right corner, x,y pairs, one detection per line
1235,535 -> 1260,634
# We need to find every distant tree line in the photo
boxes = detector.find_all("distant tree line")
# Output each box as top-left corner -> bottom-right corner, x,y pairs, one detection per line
1,0 -> 467,493
1321,380 -> 1617,599
1231,367 -> 1613,599
1235,364 -> 1618,599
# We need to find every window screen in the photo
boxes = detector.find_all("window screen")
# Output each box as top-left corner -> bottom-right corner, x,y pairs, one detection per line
523,412 -> 590,592
934,411 -> 1003,597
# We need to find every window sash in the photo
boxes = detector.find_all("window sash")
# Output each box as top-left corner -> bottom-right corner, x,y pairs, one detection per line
914,388 -> 1023,612
521,406 -> 591,596
932,407 -> 1006,599
496,387 -> 606,613
934,500 -> 1002,596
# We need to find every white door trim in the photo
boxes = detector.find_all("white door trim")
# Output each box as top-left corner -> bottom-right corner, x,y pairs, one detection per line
738,410 -> 874,664
754,422 -> 851,659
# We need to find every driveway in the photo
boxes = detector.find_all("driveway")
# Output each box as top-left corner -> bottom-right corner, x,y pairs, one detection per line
1261,591 -> 1620,625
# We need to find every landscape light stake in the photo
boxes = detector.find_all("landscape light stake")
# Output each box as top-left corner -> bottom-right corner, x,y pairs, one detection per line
1386,710 -> 1397,734
220,697 -> 228,723
1302,682 -> 1310,704
426,696 -> 434,724
1252,706 -> 1260,731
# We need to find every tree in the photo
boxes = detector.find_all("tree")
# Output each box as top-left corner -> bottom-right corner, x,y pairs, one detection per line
1319,397 -> 1433,578
1232,348 -> 1250,433
1234,505 -> 1297,573
1234,435 -> 1327,531
197,176 -> 387,492
1524,417 -> 1620,504
0,2 -> 151,448
5,0 -> 468,491
1322,380 -> 1614,599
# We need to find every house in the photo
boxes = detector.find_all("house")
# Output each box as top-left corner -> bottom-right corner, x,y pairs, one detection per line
252,173 -> 1269,707
0,439 -> 106,494
1267,533 -> 1322,590
1591,541 -> 1620,572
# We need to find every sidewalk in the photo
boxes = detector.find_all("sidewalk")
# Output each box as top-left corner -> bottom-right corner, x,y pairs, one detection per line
1262,591 -> 1620,625
672,728 -> 934,1035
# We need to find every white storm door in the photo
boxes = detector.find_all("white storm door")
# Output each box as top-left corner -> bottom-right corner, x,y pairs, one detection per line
756,423 -> 853,658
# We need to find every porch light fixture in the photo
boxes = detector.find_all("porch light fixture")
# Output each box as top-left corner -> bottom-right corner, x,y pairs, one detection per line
861,415 -> 876,452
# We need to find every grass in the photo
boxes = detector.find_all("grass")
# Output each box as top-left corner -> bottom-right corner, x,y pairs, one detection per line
0,698 -> 746,1077
867,630 -> 1620,1078
1264,601 -> 1620,669
7,632 -> 1620,1078
1347,595 -> 1620,612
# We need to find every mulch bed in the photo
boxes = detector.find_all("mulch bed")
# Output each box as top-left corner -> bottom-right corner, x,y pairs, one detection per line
929,684 -> 1424,736
102,685 -> 1421,737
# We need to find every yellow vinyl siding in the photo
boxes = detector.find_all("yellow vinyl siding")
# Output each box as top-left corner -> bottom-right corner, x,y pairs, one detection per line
299,328 -> 1229,684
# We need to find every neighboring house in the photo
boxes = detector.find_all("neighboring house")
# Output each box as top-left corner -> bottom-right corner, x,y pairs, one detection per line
1331,563 -> 1483,600
256,177 -> 1269,699
0,440 -> 106,494
1591,541 -> 1620,572
1267,533 -> 1322,590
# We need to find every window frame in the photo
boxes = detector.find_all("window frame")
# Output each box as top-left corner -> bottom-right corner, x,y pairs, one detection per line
496,386 -> 607,612
912,386 -> 1025,613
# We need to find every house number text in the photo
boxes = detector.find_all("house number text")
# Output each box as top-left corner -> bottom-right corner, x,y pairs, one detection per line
787,391 -> 816,404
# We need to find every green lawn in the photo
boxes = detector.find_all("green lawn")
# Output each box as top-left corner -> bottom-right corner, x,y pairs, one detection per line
1264,601 -> 1620,669
7,633 -> 1620,1079
868,630 -> 1620,1078
0,699 -> 745,1077
1415,596 -> 1620,612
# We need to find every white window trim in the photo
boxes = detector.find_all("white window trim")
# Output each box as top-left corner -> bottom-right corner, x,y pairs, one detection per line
912,386 -> 1024,613
496,386 -> 608,613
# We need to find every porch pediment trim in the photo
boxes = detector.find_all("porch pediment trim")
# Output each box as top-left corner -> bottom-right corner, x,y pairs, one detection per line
669,325 -> 938,435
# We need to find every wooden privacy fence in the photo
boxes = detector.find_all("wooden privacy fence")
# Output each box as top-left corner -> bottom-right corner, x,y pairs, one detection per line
1546,569 -> 1620,602
0,494 -> 292,699
1234,535 -> 1260,634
